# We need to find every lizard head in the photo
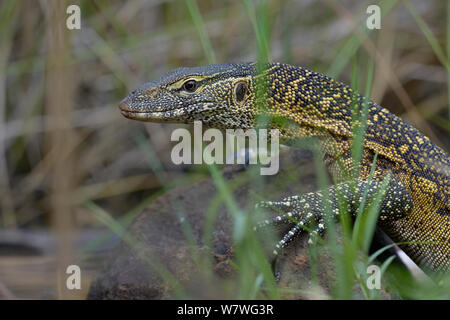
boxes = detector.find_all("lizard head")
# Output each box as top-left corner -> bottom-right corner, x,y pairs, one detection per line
119,63 -> 259,129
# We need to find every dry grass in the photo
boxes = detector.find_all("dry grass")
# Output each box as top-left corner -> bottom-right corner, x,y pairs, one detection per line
0,0 -> 448,299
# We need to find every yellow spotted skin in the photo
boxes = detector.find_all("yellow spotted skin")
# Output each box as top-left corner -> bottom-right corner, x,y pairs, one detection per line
120,62 -> 450,272
262,64 -> 449,271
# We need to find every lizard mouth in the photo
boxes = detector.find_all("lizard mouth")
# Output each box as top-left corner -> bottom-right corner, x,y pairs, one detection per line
119,100 -> 183,122
119,101 -> 218,122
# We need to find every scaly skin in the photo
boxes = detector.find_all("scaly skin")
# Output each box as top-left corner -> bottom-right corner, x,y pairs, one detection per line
119,62 -> 449,272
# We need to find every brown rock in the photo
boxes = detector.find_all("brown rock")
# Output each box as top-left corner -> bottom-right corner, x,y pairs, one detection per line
87,149 -> 389,299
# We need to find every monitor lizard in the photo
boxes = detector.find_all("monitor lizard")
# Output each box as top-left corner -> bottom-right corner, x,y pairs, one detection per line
119,62 -> 449,272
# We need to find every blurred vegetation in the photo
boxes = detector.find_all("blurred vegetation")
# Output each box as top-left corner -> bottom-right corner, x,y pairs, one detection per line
0,0 -> 448,299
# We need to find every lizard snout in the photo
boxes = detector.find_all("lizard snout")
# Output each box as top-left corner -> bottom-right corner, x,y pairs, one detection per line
118,99 -> 133,112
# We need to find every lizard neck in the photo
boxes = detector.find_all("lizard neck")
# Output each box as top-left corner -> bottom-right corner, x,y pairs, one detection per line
257,63 -> 362,161
260,63 -> 360,142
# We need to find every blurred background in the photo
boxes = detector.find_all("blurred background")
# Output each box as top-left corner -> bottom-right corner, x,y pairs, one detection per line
0,0 -> 448,299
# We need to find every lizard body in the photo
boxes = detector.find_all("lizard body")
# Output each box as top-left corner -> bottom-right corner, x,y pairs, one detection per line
119,62 -> 449,272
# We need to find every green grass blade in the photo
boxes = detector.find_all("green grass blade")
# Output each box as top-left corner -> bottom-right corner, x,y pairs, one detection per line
403,0 -> 449,72
447,0 -> 450,122
186,0 -> 217,64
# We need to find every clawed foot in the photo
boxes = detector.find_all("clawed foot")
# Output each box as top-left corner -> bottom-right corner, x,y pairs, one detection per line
253,178 -> 413,257
254,193 -> 326,255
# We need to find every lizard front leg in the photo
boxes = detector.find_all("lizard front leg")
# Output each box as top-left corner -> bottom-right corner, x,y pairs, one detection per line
255,178 -> 414,255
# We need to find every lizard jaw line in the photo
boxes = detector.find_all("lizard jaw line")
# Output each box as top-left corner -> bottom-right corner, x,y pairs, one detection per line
119,100 -> 186,122
119,101 -> 220,122
120,110 -> 182,122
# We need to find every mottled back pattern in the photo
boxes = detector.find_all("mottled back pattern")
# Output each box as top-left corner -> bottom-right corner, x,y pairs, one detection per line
262,63 -> 449,270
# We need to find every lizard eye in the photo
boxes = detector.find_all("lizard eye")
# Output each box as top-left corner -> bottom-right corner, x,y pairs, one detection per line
183,80 -> 198,92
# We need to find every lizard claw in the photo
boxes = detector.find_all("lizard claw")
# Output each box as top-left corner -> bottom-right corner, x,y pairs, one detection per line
255,193 -> 327,255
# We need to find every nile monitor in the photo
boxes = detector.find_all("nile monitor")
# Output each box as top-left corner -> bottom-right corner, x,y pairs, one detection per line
119,62 -> 449,272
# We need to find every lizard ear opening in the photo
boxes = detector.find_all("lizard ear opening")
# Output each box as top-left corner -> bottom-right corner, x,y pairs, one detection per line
234,81 -> 248,104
